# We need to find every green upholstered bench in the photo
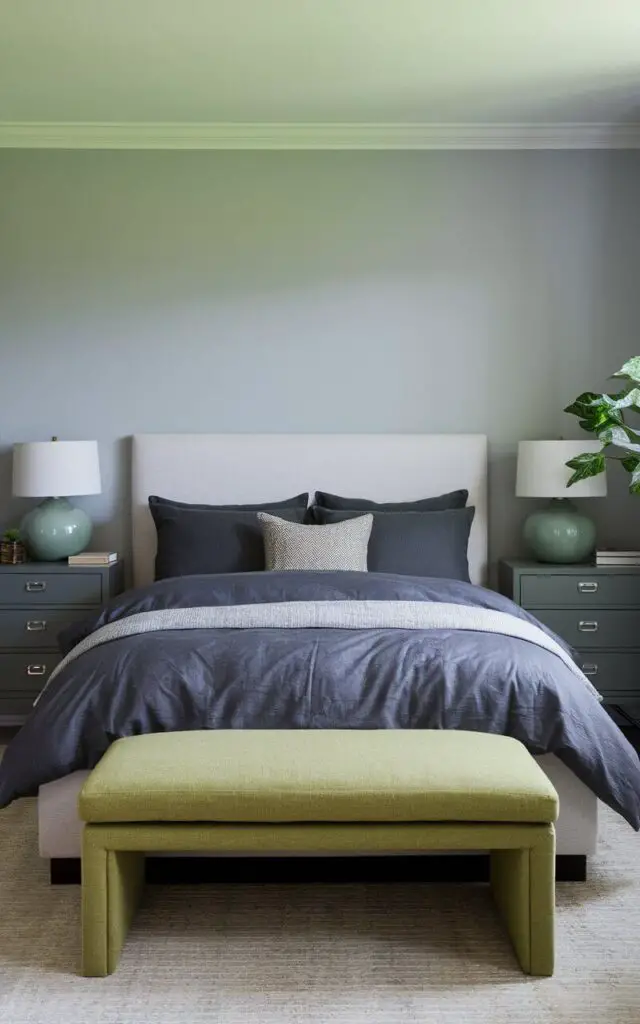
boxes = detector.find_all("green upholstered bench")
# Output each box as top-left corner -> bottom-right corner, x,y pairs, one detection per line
78,730 -> 558,978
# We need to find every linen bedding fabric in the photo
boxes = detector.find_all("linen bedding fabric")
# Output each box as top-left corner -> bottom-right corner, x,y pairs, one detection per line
0,572 -> 639,828
149,494 -> 308,579
259,511 -> 373,571
310,506 -> 474,581
44,602 -> 597,697
313,489 -> 469,511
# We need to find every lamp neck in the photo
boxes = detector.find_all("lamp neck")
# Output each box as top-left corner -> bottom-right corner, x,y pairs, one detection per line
38,496 -> 72,507
546,497 -> 577,511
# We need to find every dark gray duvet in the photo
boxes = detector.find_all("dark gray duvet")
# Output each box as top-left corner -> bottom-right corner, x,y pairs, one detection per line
1,570 -> 639,828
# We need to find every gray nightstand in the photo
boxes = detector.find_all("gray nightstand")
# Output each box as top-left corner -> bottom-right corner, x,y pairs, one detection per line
498,559 -> 640,708
0,561 -> 124,725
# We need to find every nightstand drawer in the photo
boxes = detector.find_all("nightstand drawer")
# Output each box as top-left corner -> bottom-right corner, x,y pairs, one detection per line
535,609 -> 640,649
521,573 -> 640,609
0,572 -> 102,607
576,652 -> 640,698
0,609 -> 80,648
0,651 -> 61,691
0,695 -> 39,718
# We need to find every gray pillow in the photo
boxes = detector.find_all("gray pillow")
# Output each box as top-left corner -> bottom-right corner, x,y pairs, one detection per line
149,495 -> 308,580
313,489 -> 468,511
258,512 -> 373,572
149,493 -> 308,512
310,506 -> 475,581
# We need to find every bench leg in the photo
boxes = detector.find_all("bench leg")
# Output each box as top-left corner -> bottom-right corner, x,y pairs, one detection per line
490,827 -> 555,977
82,829 -> 145,977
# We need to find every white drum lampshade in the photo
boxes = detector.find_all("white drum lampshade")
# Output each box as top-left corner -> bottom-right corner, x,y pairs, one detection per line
516,440 -> 606,563
12,440 -> 102,561
13,440 -> 101,497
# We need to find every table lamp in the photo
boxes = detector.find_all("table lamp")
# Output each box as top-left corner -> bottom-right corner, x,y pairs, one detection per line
12,438 -> 102,561
516,440 -> 607,563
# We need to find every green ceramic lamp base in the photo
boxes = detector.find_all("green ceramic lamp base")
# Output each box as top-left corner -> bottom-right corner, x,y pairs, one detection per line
523,499 -> 596,564
20,497 -> 93,562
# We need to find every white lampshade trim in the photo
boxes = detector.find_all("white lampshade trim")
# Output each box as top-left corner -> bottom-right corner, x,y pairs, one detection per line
12,440 -> 102,497
516,440 -> 607,499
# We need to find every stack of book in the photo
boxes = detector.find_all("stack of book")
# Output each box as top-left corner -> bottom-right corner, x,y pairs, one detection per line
68,551 -> 118,566
595,549 -> 640,567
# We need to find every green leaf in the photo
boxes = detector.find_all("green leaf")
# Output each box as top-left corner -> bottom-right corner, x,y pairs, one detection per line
585,395 -> 625,425
597,406 -> 624,426
564,391 -> 627,433
576,418 -> 597,433
616,455 -> 640,493
603,388 -> 640,412
596,391 -> 623,405
563,392 -> 603,418
621,455 -> 640,474
599,425 -> 640,451
565,451 -> 606,487
566,452 -> 605,470
589,409 -> 623,433
612,356 -> 640,384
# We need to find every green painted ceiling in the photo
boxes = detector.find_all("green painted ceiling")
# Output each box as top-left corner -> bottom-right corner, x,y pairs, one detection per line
1,0 -> 639,125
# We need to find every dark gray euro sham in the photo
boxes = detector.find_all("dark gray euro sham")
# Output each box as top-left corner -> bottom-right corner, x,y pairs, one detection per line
149,494 -> 308,579
313,488 -> 468,511
149,493 -> 309,513
310,506 -> 474,581
0,570 -> 639,829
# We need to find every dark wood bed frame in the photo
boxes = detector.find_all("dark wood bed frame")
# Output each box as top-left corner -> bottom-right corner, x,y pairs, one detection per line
50,853 -> 587,885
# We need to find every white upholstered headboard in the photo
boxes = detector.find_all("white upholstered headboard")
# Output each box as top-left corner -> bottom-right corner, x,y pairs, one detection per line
131,434 -> 488,588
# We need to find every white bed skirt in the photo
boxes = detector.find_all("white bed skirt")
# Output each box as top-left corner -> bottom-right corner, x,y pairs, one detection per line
37,754 -> 598,860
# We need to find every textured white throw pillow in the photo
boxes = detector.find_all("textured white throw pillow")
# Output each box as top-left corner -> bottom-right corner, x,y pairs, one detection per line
258,512 -> 373,571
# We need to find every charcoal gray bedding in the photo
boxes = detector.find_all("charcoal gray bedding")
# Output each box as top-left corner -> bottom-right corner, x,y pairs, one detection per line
0,571 -> 639,828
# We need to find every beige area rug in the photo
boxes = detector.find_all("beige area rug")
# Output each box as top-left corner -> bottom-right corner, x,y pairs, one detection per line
0,796 -> 638,1024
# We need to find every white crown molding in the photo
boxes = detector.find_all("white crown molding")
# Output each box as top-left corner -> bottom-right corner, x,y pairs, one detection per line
1,121 -> 640,150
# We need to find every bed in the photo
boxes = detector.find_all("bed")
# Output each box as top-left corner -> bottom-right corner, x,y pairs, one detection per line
5,432 -> 637,877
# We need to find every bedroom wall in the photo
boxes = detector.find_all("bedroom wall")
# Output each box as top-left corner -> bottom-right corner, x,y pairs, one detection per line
1,150 -> 639,572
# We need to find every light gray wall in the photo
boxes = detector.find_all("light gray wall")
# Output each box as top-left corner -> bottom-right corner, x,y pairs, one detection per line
1,150 -> 639,571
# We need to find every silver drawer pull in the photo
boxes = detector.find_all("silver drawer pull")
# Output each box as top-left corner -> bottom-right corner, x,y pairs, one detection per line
25,581 -> 47,592
578,581 -> 598,594
26,620 -> 47,632
581,663 -> 598,677
26,664 -> 46,676
578,620 -> 599,632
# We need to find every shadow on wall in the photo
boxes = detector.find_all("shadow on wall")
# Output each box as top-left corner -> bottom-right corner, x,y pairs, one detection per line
505,148 -> 640,555
561,150 -> 640,550
88,437 -> 132,581
0,449 -> 10,513
0,447 -> 29,535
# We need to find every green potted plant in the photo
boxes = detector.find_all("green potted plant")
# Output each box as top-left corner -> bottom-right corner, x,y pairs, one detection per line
564,356 -> 640,492
1,527 -> 27,565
